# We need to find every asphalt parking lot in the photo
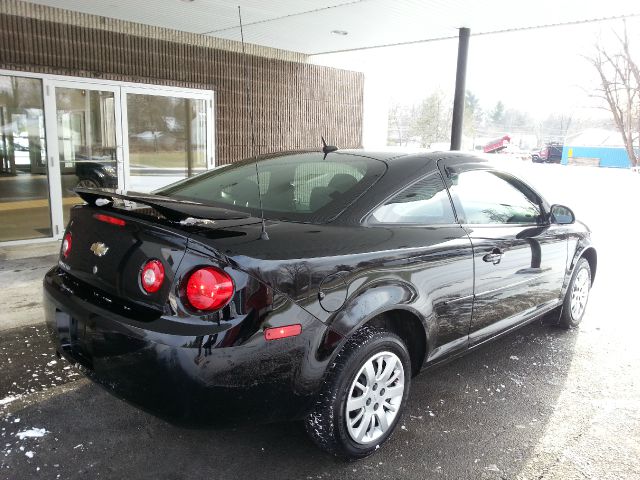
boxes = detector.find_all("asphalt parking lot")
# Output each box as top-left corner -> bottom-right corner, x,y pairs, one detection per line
1,162 -> 639,480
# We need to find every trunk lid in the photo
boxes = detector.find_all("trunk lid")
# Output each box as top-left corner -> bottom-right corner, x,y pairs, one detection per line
61,206 -> 190,311
62,188 -> 257,312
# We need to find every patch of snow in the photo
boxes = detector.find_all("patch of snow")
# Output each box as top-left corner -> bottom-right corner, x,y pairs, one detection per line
16,428 -> 47,440
179,217 -> 216,226
46,361 -> 57,367
509,355 -> 520,360
25,451 -> 34,459
0,396 -> 19,406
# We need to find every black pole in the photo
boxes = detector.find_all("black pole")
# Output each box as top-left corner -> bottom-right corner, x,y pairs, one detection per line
450,27 -> 470,151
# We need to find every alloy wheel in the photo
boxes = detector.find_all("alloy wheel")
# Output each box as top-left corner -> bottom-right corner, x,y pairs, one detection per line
345,351 -> 405,445
570,268 -> 590,320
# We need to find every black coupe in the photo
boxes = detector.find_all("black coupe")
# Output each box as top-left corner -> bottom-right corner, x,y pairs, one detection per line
43,150 -> 596,458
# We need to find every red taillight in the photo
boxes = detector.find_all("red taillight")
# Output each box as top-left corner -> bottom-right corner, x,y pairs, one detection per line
264,324 -> 302,341
185,267 -> 234,311
140,259 -> 165,293
94,213 -> 126,227
61,232 -> 72,258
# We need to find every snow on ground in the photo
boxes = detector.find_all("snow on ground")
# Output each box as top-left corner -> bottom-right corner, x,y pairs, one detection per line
0,325 -> 83,473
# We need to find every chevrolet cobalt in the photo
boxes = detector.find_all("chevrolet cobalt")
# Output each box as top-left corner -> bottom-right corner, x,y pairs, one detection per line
44,151 -> 596,458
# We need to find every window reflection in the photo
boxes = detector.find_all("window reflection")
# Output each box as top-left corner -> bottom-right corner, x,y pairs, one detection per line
127,94 -> 207,192
450,170 -> 541,224
55,88 -> 118,225
371,173 -> 455,224
0,75 -> 51,242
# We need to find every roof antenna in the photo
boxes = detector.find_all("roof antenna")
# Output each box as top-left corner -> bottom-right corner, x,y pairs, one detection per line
321,136 -> 338,160
238,6 -> 268,240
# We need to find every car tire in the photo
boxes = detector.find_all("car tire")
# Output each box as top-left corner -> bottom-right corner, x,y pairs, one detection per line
305,325 -> 411,459
558,258 -> 591,329
76,178 -> 100,189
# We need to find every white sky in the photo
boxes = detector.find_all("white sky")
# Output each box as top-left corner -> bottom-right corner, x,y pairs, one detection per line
311,16 -> 640,121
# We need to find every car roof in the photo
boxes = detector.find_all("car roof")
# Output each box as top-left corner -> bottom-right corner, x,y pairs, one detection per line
336,149 -> 488,169
329,150 -> 496,223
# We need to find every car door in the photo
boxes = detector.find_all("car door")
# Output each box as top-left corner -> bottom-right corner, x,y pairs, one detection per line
368,170 -> 475,363
438,160 -> 567,346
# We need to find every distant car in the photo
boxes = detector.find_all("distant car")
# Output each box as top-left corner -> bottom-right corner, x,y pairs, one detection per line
44,150 -> 596,459
532,143 -> 563,164
74,157 -> 118,189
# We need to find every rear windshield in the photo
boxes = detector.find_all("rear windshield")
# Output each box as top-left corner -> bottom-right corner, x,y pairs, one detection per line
155,152 -> 386,222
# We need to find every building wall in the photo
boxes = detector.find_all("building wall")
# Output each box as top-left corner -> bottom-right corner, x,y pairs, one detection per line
0,10 -> 364,165
562,146 -> 631,168
0,0 -> 308,63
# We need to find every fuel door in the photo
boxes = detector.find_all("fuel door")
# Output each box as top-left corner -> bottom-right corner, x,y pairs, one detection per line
318,271 -> 348,312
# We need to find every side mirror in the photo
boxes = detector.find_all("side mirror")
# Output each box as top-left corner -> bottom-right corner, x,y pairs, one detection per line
550,204 -> 575,225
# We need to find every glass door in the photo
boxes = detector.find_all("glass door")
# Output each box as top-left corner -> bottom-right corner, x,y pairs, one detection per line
0,75 -> 52,242
38,79 -> 212,241
0,73 -> 214,245
45,81 -> 123,229
0,74 -> 51,243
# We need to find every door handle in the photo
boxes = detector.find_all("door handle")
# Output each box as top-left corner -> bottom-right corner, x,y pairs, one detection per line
483,248 -> 503,265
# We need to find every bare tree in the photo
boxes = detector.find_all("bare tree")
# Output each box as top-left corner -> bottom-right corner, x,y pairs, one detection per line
387,102 -> 412,146
588,23 -> 639,167
464,90 -> 485,137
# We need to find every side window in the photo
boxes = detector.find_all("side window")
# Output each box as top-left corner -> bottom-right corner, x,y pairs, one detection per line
370,173 -> 455,225
449,170 -> 541,224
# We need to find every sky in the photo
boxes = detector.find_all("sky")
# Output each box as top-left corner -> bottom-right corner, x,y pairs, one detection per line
310,16 -> 640,122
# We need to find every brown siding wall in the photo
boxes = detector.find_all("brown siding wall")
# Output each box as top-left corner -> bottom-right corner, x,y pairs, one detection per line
0,13 -> 363,165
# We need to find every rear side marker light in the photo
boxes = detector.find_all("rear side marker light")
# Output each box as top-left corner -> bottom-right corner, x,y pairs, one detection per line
61,232 -> 72,258
185,267 -> 234,311
94,213 -> 126,226
264,324 -> 302,341
140,260 -> 165,293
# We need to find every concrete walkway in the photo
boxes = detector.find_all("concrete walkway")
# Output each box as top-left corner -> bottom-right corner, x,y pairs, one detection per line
0,242 -> 59,332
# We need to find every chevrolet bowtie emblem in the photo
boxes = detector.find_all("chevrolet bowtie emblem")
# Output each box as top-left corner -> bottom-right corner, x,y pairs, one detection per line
90,242 -> 109,257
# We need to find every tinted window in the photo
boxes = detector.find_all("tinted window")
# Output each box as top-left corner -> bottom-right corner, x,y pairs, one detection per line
370,173 -> 455,224
449,170 -> 541,224
155,152 -> 385,222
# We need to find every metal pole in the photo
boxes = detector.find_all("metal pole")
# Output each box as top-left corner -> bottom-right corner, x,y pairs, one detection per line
450,27 -> 470,151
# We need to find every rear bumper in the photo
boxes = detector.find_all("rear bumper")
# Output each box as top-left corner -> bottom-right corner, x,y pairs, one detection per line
43,266 -> 329,424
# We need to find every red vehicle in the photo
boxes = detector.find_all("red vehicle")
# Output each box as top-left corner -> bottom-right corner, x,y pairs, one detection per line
483,135 -> 511,153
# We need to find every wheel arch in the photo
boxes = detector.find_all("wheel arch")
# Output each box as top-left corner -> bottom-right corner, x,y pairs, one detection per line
365,308 -> 428,377
325,298 -> 429,378
579,247 -> 597,285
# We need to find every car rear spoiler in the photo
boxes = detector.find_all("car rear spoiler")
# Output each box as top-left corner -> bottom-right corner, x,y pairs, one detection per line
74,188 -> 251,222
